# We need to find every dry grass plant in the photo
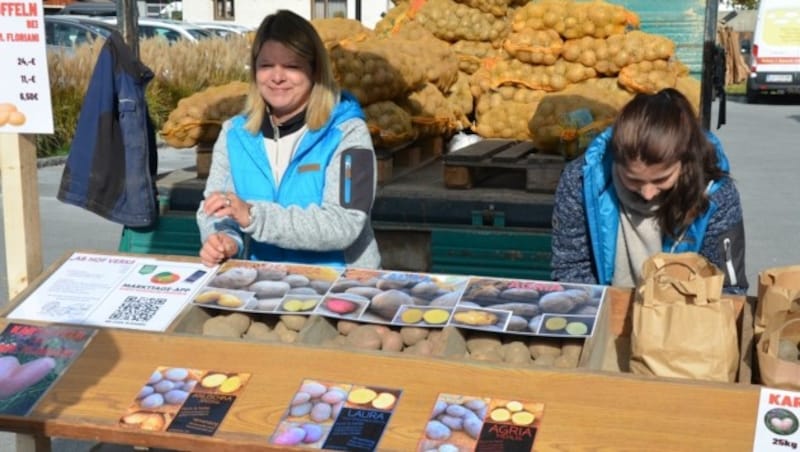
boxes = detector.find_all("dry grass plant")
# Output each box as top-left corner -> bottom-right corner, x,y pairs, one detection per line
40,35 -> 250,156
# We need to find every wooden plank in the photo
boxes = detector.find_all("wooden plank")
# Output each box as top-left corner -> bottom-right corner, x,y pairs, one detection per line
492,141 -> 536,163
1,134 -> 43,300
443,139 -> 516,163
377,136 -> 443,185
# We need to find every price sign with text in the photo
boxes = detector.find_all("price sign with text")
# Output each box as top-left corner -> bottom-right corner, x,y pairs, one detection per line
0,0 -> 53,134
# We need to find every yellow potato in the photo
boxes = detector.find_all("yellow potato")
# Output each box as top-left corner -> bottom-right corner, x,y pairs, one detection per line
490,407 -> 511,422
347,387 -> 378,405
0,103 -> 16,114
217,293 -> 243,308
201,373 -> 228,388
422,309 -> 450,325
505,400 -> 524,412
371,392 -> 397,410
8,111 -> 25,126
0,111 -> 9,126
219,375 -> 243,393
195,291 -> 221,304
544,316 -> 567,331
511,411 -> 535,426
401,308 -> 424,324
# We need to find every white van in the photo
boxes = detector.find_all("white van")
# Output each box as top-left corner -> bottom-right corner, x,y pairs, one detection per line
746,0 -> 800,102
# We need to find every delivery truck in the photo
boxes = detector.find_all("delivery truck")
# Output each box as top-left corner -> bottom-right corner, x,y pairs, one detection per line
746,0 -> 800,102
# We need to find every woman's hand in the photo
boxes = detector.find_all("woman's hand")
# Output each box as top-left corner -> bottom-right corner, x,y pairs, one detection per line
203,191 -> 252,228
199,232 -> 239,267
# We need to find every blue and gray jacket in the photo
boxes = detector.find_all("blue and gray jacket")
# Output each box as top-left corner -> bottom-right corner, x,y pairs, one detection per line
551,127 -> 748,294
198,92 -> 381,268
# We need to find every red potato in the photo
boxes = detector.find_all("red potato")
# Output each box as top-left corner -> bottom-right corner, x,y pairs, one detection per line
0,356 -> 56,398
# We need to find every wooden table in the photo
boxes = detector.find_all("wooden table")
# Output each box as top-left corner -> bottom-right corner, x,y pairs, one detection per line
0,320 -> 762,451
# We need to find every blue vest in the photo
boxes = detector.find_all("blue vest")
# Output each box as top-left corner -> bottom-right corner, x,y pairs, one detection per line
582,128 -> 730,285
226,93 -> 364,265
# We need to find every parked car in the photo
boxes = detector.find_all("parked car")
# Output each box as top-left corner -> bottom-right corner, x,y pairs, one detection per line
192,21 -> 253,38
44,15 -> 111,52
57,1 -> 117,17
99,18 -> 213,43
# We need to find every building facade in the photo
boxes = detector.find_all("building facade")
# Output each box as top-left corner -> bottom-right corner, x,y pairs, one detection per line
182,0 -> 393,30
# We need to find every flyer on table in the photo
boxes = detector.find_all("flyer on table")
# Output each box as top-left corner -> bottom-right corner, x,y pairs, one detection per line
418,393 -> 545,452
7,252 -> 217,331
0,0 -> 53,134
0,322 -> 97,416
270,378 -> 401,451
753,387 -> 800,451
119,366 -> 250,436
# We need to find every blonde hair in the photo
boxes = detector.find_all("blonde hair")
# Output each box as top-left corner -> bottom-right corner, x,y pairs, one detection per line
243,10 -> 340,134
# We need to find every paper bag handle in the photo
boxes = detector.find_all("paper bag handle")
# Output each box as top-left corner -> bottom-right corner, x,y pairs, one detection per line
765,311 -> 800,356
643,260 -> 708,306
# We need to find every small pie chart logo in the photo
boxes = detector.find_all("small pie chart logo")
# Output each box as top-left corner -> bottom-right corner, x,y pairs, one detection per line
150,271 -> 180,284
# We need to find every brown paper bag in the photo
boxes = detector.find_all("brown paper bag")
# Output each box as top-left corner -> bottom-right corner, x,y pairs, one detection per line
756,310 -> 800,389
630,253 -> 739,382
756,265 -> 800,336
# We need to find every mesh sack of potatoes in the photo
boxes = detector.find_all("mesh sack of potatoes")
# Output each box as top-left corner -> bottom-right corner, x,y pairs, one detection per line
512,0 -> 639,40
503,28 -> 564,65
675,75 -> 702,114
398,82 -> 470,138
311,17 -> 374,50
445,71 -> 476,118
451,0 -> 513,17
374,21 -> 461,93
472,85 -> 546,139
364,101 -> 418,148
373,2 -> 412,35
415,0 -> 510,44
528,84 -> 622,158
561,30 -> 676,75
470,58 -> 597,95
330,38 -> 427,105
618,59 -> 690,94
451,40 -> 509,74
160,81 -> 249,149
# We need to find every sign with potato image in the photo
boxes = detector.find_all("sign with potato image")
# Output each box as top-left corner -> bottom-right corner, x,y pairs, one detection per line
0,0 -> 54,134
0,322 -> 96,416
418,393 -> 545,452
119,366 -> 250,436
191,261 -> 608,339
270,378 -> 401,451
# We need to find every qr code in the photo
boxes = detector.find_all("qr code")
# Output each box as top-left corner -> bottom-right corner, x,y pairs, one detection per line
108,296 -> 167,325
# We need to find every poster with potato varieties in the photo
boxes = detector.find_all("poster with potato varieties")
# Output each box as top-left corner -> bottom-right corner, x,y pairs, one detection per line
0,322 -> 96,416
0,0 -> 54,134
418,393 -> 545,452
119,366 -> 250,436
270,378 -> 401,451
191,261 -> 607,339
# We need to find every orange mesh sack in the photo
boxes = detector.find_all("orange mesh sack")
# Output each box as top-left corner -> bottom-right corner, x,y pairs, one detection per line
364,101 -> 418,148
160,81 -> 249,149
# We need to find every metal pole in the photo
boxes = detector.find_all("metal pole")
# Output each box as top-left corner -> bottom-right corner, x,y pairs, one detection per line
117,0 -> 140,58
700,0 -> 719,130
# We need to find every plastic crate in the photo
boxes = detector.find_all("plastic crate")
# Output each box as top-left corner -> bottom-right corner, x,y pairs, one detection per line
118,211 -> 201,256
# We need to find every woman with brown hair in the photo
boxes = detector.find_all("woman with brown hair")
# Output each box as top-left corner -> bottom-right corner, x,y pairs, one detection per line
550,88 -> 747,293
196,9 -> 380,268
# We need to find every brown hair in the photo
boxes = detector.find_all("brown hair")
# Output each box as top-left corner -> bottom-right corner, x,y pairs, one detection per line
243,9 -> 339,133
611,88 -> 725,237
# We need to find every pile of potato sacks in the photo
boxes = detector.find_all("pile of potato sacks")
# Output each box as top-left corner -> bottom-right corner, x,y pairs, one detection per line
162,0 -> 701,159
318,0 -> 700,156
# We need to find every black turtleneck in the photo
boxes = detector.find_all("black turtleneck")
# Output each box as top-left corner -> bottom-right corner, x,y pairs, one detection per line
261,109 -> 307,139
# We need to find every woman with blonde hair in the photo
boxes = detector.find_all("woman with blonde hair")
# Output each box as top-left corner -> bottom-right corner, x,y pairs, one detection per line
197,10 -> 380,268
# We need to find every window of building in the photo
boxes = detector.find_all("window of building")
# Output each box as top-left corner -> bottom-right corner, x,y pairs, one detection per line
213,0 -> 234,20
313,0 -> 347,19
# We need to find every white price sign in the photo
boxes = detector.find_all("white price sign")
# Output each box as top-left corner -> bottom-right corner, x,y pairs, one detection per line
0,0 -> 53,134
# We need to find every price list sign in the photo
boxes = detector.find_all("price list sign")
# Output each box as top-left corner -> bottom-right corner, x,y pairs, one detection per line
0,0 -> 53,134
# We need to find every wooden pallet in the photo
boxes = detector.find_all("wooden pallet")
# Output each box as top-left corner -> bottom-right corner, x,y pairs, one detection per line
443,139 -> 565,193
376,136 -> 444,185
